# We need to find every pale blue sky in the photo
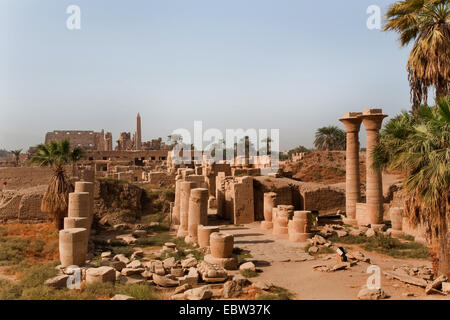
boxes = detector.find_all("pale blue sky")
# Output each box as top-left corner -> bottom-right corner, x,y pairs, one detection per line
0,0 -> 412,151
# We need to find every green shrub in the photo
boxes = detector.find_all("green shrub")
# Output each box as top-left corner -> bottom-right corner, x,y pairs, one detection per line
328,233 -> 430,259
257,286 -> 293,300
116,283 -> 161,300
19,262 -> 59,288
240,269 -> 259,278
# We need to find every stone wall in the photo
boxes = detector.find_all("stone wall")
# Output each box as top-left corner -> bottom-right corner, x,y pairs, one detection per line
298,183 -> 346,215
95,179 -> 143,225
45,130 -> 112,151
84,150 -> 168,162
0,166 -> 55,189
252,176 -> 345,220
253,177 -> 296,221
0,185 -> 49,223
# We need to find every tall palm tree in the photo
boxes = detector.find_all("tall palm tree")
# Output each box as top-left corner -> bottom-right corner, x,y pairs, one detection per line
384,0 -> 450,109
10,149 -> 22,166
314,126 -> 346,151
30,139 -> 85,230
373,96 -> 450,276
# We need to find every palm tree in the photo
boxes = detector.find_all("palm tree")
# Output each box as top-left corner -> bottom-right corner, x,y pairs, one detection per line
373,96 -> 449,276
10,149 -> 22,166
314,126 -> 346,151
384,0 -> 450,109
30,139 -> 85,230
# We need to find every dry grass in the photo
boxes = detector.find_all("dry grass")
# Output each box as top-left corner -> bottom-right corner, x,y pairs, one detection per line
0,223 -> 59,271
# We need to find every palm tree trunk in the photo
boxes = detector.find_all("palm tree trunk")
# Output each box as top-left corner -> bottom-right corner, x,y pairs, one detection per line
438,202 -> 450,276
436,77 -> 448,100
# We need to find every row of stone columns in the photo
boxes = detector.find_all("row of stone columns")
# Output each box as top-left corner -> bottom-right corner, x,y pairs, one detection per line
172,168 -> 211,243
261,192 -> 313,242
340,109 -> 387,229
59,181 -> 94,268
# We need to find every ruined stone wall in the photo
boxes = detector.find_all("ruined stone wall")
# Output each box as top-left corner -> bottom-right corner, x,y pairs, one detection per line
84,150 -> 168,162
253,177 -> 296,221
252,176 -> 345,219
146,172 -> 175,186
0,185 -> 49,223
45,130 -> 112,151
232,176 -> 254,224
0,166 -> 56,189
95,179 -> 143,225
298,184 -> 345,215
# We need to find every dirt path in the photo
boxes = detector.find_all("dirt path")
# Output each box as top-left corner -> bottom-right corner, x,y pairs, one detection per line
220,223 -> 448,300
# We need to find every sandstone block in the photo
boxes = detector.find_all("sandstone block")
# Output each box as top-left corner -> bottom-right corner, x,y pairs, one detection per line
86,266 -> 116,284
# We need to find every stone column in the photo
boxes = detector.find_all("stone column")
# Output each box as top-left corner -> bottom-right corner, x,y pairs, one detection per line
204,232 -> 237,270
288,211 -> 312,242
361,109 -> 387,230
216,173 -> 226,218
177,181 -> 197,237
186,188 -> 209,243
339,112 -> 362,226
210,232 -> 234,258
64,217 -> 89,229
388,207 -> 404,238
261,192 -> 277,230
273,205 -> 293,235
59,228 -> 88,267
197,225 -> 220,248
68,192 -> 90,219
172,175 -> 182,226
74,182 -> 95,234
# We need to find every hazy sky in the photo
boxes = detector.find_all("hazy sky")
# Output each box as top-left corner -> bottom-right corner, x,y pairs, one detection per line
0,0 -> 413,151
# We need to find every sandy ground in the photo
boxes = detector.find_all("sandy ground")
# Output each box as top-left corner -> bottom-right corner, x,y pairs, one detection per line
219,222 -> 449,300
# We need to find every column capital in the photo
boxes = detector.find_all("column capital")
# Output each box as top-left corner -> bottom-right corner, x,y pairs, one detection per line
360,109 -> 387,131
339,112 -> 363,133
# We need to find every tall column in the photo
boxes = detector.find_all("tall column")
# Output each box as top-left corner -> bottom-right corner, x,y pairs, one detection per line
186,188 -> 209,243
177,181 -> 197,237
215,173 -> 226,218
68,192 -> 90,219
361,109 -> 387,230
74,182 -> 95,235
339,112 -> 362,226
172,175 -> 182,226
136,113 -> 142,151
68,191 -> 91,252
